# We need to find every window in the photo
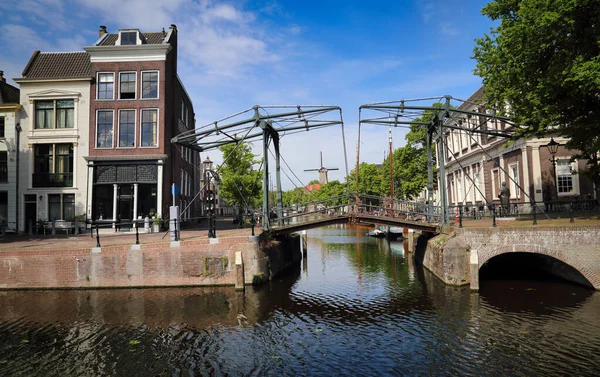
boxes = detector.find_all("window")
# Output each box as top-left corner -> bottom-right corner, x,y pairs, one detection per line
0,116 -> 4,138
33,144 -> 73,187
48,194 -> 75,220
119,72 -> 136,99
35,100 -> 75,129
118,110 -> 135,147
0,152 -> 7,182
141,109 -> 158,147
141,71 -> 158,99
98,73 -> 114,100
557,160 -> 574,194
121,31 -> 137,45
509,164 -> 520,198
56,100 -> 74,128
97,110 -> 114,148
474,165 -> 482,201
180,100 -> 185,120
35,101 -> 53,129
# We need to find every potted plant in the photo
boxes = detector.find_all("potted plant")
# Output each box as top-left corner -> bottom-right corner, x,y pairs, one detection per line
36,218 -> 47,234
152,216 -> 162,233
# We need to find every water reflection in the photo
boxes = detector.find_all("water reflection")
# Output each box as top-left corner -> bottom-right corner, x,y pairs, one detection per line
0,224 -> 599,376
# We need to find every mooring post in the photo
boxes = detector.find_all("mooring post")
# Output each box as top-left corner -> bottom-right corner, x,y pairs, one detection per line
492,205 -> 497,228
532,201 -> 537,225
458,205 -> 463,228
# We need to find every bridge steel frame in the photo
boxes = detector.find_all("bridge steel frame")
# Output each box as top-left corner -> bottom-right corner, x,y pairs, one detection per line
172,105 -> 346,230
359,95 -> 526,227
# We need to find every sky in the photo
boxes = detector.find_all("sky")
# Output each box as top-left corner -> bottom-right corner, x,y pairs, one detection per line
0,0 -> 495,190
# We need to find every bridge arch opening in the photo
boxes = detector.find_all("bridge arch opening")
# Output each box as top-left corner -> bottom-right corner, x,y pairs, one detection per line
480,252 -> 594,289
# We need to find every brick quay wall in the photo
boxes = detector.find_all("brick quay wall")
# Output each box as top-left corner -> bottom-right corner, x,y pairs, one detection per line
0,233 -> 301,290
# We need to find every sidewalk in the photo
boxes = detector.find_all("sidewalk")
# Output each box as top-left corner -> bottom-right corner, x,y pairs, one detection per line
0,217 -> 256,252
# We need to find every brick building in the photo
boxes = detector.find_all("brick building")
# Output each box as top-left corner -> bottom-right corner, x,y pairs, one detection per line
83,25 -> 198,225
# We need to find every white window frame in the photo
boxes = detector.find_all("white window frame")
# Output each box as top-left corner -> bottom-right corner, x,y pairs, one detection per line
117,109 -> 136,148
141,70 -> 159,100
509,163 -> 520,199
491,168 -> 499,200
97,72 -> 115,100
556,159 -> 579,196
95,109 -> 114,149
116,30 -> 140,46
118,71 -> 137,100
474,164 -> 482,202
140,108 -> 159,148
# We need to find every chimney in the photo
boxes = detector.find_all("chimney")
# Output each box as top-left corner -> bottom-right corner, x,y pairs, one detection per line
0,70 -> 4,83
170,24 -> 177,32
99,25 -> 107,38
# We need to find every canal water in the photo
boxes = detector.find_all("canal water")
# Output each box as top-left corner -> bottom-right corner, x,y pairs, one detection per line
1,225 -> 599,376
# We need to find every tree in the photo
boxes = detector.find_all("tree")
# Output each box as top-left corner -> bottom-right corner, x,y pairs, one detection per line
382,145 -> 429,200
217,142 -> 262,218
348,162 -> 386,197
382,104 -> 440,200
473,0 -> 600,199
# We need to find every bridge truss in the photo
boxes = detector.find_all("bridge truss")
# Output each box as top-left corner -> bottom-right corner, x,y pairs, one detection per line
172,105 -> 347,229
359,95 -> 537,226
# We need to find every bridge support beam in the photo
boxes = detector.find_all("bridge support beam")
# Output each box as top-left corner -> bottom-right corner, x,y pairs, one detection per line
470,249 -> 479,291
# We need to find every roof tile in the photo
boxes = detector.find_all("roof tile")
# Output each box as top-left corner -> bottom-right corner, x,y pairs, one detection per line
23,52 -> 91,79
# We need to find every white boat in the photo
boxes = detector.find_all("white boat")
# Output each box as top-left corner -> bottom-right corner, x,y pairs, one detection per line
367,228 -> 386,238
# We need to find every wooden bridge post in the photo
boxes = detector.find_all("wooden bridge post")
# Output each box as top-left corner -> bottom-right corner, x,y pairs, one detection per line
301,230 -> 308,258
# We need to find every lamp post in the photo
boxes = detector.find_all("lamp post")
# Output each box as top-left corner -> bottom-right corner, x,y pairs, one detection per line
546,138 -> 560,197
203,156 -> 217,238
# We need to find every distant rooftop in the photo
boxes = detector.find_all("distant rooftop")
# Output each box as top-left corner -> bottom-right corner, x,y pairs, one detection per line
0,71 -> 19,103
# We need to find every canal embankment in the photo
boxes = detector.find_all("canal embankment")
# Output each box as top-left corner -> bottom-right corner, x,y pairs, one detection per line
0,227 -> 301,290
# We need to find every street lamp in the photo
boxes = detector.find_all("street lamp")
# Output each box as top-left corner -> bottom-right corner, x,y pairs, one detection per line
203,156 -> 217,238
546,138 -> 560,195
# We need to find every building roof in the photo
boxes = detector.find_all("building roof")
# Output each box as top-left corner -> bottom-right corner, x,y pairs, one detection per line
21,51 -> 91,79
0,81 -> 19,104
458,86 -> 485,110
98,32 -> 167,46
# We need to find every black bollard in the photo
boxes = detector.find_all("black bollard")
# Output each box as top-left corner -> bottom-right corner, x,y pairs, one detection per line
492,205 -> 497,228
96,225 -> 101,248
458,205 -> 463,228
570,200 -> 574,223
532,201 -> 537,225
135,225 -> 140,245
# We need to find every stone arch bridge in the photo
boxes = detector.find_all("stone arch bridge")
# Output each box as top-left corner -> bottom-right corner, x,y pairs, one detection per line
419,225 -> 600,291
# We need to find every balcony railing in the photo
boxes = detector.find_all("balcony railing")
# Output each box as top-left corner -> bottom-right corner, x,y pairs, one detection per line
33,173 -> 73,187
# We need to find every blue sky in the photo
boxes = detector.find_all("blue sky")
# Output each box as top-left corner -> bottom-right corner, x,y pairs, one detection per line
0,0 -> 494,190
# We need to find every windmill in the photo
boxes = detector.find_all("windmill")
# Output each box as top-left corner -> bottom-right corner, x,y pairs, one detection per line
304,152 -> 339,185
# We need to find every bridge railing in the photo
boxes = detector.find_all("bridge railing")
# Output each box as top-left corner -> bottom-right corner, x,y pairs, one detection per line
448,198 -> 599,226
355,194 -> 441,222
276,195 -> 353,226
277,193 -> 445,228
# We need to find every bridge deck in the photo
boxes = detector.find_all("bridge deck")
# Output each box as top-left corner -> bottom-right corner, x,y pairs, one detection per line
269,214 -> 438,236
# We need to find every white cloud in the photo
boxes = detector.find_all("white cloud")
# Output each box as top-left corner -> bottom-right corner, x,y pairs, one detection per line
3,24 -> 48,52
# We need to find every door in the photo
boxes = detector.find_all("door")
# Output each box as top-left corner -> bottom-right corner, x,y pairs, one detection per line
118,184 -> 132,225
24,194 -> 37,234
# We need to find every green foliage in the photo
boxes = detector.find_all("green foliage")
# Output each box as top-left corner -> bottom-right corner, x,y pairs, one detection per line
473,0 -> 600,197
382,144 -> 429,200
218,142 -> 263,215
381,104 -> 439,200
347,162 -> 386,196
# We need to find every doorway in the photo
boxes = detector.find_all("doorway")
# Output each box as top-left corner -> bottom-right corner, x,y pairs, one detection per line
24,194 -> 37,234
118,184 -> 132,222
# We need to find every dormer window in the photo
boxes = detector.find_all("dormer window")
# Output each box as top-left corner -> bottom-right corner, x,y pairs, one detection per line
121,31 -> 137,45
